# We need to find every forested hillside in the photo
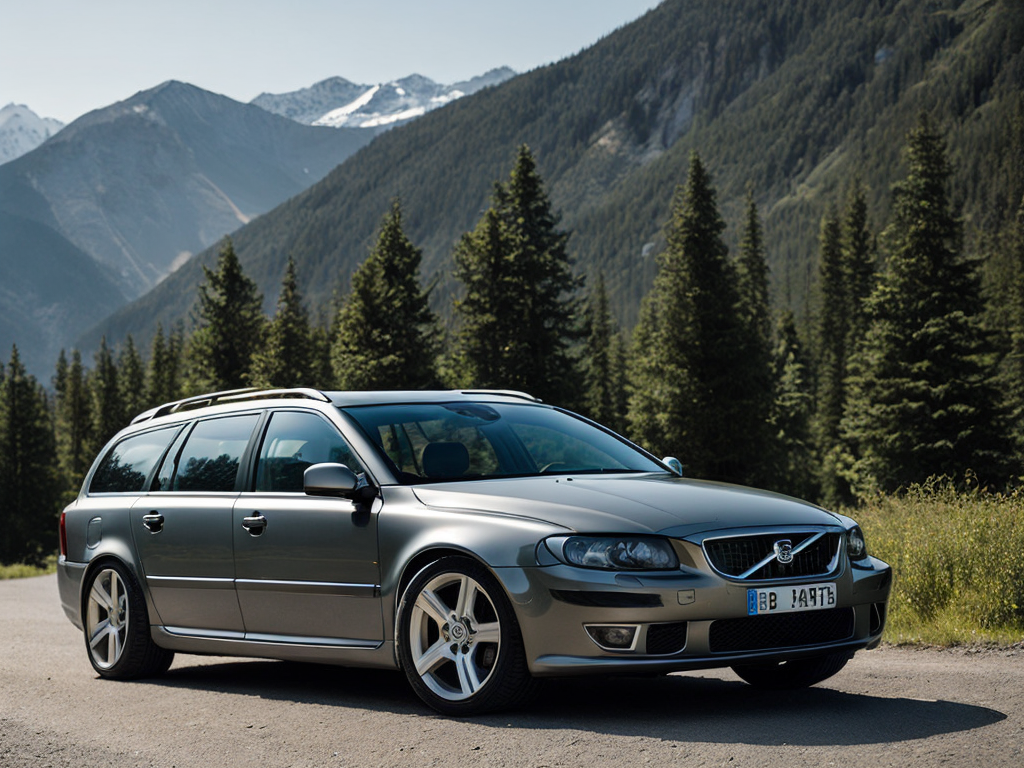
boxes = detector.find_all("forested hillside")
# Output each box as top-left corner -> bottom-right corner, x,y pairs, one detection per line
82,0 -> 1024,349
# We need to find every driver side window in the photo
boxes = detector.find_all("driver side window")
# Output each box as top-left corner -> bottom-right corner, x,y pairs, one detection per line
255,411 -> 364,493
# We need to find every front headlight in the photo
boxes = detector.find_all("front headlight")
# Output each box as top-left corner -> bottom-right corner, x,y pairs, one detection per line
846,525 -> 867,560
545,535 -> 680,570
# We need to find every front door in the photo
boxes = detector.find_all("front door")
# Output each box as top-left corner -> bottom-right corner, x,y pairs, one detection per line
232,410 -> 383,644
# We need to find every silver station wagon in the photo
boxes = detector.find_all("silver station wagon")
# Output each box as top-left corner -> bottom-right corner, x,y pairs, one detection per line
58,388 -> 892,714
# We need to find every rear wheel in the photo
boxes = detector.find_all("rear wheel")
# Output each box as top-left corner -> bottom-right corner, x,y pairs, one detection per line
732,651 -> 851,690
84,562 -> 173,679
397,557 -> 538,715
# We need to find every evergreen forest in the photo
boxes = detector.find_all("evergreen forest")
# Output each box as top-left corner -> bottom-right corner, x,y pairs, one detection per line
2,129 -> 1024,566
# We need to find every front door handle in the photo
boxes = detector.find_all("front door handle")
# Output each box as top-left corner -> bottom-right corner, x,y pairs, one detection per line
142,513 -> 164,533
241,514 -> 267,537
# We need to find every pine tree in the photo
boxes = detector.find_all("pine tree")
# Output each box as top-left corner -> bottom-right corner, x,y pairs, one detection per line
734,192 -> 775,485
842,178 -> 876,344
251,257 -> 315,388
813,205 -> 848,503
770,312 -> 817,500
54,349 -> 92,503
118,335 -> 146,420
89,337 -> 125,455
332,200 -> 439,390
581,274 -> 625,430
627,152 -> 754,482
146,324 -> 183,407
0,346 -> 58,565
187,237 -> 265,392
1004,195 -> 1024,452
839,116 -> 1012,495
452,146 -> 580,405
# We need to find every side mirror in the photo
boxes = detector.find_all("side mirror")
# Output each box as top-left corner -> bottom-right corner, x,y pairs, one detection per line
304,462 -> 358,497
662,457 -> 684,477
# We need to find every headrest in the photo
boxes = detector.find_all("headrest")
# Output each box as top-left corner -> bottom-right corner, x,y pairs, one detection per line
421,441 -> 470,478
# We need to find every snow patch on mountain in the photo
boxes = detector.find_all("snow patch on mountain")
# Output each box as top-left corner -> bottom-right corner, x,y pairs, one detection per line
0,104 -> 64,164
256,67 -> 516,130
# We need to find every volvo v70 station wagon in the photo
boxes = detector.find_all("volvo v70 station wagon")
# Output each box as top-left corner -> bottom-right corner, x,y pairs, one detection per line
58,388 -> 892,714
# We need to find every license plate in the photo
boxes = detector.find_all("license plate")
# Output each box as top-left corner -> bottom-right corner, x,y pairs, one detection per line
747,582 -> 837,615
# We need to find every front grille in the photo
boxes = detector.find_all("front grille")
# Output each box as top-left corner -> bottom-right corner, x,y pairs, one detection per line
646,622 -> 688,655
708,607 -> 854,653
703,531 -> 841,580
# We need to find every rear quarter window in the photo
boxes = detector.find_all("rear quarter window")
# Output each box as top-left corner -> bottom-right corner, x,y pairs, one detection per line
89,426 -> 180,494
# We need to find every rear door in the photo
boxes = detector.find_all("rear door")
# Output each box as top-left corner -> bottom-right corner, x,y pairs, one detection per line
232,409 -> 383,645
131,413 -> 260,635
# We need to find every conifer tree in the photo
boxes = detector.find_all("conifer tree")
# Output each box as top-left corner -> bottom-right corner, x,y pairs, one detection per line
0,346 -> 58,565
770,312 -> 817,500
813,205 -> 848,503
332,200 -> 439,390
842,179 -> 876,344
627,152 -> 754,482
839,116 -> 1012,495
1003,195 -> 1024,452
581,274 -> 625,430
252,257 -> 315,388
734,192 -> 775,484
146,324 -> 182,407
188,238 -> 265,392
118,335 -> 146,420
453,146 -> 580,405
89,337 -> 125,454
54,349 -> 92,502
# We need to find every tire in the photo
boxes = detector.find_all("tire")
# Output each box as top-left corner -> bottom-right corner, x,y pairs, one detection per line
731,651 -> 852,690
83,561 -> 174,679
396,557 -> 538,715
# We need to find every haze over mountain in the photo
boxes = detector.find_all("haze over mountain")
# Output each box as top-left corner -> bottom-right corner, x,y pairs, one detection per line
0,104 -> 64,164
252,68 -> 516,129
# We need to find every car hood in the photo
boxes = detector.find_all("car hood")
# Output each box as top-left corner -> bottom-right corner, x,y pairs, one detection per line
411,473 -> 839,537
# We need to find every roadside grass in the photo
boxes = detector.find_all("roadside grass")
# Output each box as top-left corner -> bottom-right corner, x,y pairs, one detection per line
855,480 -> 1024,646
0,555 -> 57,580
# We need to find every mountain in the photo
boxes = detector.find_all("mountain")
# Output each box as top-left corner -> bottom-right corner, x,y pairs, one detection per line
251,68 -> 516,129
79,0 -> 1024,362
0,104 -> 64,164
0,81 -> 376,298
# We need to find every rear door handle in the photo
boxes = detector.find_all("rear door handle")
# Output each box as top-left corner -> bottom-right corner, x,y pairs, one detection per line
142,513 -> 164,533
241,514 -> 267,537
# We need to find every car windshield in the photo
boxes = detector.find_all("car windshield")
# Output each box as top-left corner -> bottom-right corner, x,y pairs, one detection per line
342,402 -> 664,484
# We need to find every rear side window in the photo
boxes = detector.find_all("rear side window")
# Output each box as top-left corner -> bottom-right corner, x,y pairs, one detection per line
255,411 -> 364,492
159,415 -> 260,492
90,427 -> 179,494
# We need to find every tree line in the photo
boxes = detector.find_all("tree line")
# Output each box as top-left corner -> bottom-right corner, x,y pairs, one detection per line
2,122 -> 1023,565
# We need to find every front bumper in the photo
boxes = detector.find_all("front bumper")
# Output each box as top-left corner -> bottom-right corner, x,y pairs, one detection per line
496,554 -> 892,677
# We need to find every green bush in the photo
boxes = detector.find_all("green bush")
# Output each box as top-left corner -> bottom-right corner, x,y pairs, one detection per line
855,479 -> 1024,645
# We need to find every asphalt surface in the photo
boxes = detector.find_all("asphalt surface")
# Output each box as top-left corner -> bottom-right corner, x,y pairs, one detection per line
1,574 -> 1021,767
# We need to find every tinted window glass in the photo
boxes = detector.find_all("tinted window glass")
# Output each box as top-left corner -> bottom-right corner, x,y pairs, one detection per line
255,411 -> 364,492
90,427 -> 179,494
344,402 -> 662,483
169,415 -> 259,492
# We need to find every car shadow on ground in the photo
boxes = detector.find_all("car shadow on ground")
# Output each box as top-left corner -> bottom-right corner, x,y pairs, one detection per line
145,659 -> 1005,746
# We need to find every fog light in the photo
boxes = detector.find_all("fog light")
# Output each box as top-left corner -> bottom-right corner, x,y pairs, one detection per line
585,624 -> 639,651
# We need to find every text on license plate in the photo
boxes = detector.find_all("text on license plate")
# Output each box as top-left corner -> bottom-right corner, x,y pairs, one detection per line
747,582 -> 836,615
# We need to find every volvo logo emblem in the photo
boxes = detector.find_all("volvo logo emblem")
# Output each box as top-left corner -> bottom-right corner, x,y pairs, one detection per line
774,539 -> 794,564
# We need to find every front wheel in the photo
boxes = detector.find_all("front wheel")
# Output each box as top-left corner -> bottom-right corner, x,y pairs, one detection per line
732,651 -> 851,690
397,557 -> 538,715
84,562 -> 174,679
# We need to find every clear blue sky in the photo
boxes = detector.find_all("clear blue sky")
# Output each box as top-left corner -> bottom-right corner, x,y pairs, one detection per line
3,0 -> 662,124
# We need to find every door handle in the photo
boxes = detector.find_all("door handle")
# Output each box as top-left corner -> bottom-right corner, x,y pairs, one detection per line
241,514 -> 267,537
142,513 -> 164,533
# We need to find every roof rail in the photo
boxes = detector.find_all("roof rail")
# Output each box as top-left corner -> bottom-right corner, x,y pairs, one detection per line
131,387 -> 330,424
458,389 -> 540,403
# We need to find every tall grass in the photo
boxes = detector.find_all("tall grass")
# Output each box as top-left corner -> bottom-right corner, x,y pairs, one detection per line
855,480 -> 1024,645
0,555 -> 57,580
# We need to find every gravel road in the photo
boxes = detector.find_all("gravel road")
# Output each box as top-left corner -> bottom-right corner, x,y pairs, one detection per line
1,574 -> 1021,767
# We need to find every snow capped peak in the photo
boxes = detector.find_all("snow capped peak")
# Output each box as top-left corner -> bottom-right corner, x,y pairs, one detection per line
0,103 -> 65,164
254,68 -> 516,131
